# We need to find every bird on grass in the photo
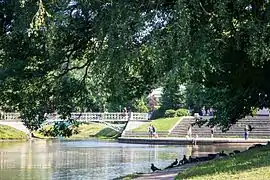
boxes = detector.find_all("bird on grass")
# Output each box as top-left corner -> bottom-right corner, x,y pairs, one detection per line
165,158 -> 178,169
151,163 -> 161,172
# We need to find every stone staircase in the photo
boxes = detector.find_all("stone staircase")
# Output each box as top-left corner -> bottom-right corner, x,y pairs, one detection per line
170,116 -> 270,138
169,116 -> 195,137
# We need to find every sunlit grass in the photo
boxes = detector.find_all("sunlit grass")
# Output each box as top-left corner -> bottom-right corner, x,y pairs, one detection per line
70,123 -> 106,139
176,145 -> 270,180
0,125 -> 27,140
34,123 -> 119,139
132,117 -> 181,132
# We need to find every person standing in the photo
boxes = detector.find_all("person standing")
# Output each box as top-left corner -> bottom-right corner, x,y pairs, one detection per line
187,125 -> 192,138
148,124 -> 153,137
210,127 -> 214,138
244,125 -> 249,140
152,125 -> 158,138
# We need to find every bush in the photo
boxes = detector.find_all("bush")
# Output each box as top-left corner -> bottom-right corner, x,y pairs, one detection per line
150,108 -> 166,120
251,107 -> 258,116
176,108 -> 189,117
132,97 -> 149,113
165,109 -> 176,117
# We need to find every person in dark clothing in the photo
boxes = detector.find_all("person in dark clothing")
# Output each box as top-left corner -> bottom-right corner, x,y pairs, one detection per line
244,125 -> 249,139
151,124 -> 158,138
244,124 -> 255,140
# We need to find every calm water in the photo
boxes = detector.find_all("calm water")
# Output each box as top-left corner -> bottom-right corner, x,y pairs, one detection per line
0,139 -> 251,180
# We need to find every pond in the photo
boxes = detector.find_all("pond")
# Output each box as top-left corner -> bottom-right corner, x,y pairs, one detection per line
0,139 -> 251,180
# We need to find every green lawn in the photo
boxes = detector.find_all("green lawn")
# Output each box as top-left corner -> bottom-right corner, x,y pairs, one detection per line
0,125 -> 27,140
132,117 -> 181,132
176,145 -> 270,180
70,123 -> 106,139
34,123 -> 120,139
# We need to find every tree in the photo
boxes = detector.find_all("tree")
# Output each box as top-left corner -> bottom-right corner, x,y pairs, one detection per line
132,97 -> 149,113
0,0 -> 164,132
161,74 -> 186,110
1,0 -> 270,133
174,0 -> 270,130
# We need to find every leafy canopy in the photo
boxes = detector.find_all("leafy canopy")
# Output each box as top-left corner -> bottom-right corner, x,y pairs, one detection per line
1,0 -> 270,131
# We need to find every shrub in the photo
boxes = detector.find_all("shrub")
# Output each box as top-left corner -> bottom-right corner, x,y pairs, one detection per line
176,108 -> 189,117
132,97 -> 149,113
165,109 -> 176,117
150,107 -> 166,120
251,107 -> 258,116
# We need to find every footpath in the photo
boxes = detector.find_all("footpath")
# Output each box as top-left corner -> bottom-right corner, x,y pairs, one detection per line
133,162 -> 203,180
118,137 -> 270,145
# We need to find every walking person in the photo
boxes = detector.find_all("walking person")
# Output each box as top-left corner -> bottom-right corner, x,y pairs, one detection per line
210,127 -> 214,138
244,125 -> 249,140
244,124 -> 255,140
148,124 -> 153,138
186,125 -> 192,138
152,125 -> 158,138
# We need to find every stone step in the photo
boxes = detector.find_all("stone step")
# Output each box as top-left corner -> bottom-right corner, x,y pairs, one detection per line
169,116 -> 270,138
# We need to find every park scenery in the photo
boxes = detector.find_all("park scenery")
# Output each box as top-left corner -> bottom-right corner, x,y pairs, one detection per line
1,1 -> 270,180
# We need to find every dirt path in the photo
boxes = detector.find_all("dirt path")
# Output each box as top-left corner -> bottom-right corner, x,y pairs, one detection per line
133,162 -> 202,180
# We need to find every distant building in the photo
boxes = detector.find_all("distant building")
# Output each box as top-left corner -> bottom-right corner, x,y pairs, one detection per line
147,87 -> 163,111
148,87 -> 163,102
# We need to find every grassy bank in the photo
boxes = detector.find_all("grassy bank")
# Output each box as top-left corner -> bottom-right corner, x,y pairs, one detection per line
0,125 -> 27,140
35,122 -> 120,139
176,145 -> 270,180
132,117 -> 181,132
70,123 -> 120,139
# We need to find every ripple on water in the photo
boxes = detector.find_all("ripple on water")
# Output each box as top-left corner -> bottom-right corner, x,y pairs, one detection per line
0,140 -> 251,180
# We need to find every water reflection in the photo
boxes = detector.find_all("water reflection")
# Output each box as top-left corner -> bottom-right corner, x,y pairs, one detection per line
0,140 -> 252,180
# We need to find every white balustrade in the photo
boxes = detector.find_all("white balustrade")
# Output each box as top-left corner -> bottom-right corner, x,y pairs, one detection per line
0,112 -> 149,122
1,112 -> 21,121
131,113 -> 149,121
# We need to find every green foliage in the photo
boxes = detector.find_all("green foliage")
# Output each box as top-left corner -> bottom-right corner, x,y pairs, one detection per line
150,107 -> 166,120
94,128 -> 120,139
251,107 -> 258,116
185,82 -> 210,112
132,97 -> 149,113
0,125 -> 27,139
37,121 -> 79,138
176,108 -> 189,117
2,0 -> 270,132
161,75 -> 186,110
164,109 -> 176,118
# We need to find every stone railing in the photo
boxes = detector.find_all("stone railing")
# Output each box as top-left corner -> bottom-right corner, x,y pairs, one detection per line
0,112 -> 21,121
0,112 -> 149,122
69,112 -> 149,122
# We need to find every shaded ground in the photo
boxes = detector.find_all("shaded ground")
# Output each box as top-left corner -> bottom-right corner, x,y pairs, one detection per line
133,162 -> 203,180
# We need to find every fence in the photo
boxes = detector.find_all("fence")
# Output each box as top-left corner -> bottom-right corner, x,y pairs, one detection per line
0,112 -> 149,122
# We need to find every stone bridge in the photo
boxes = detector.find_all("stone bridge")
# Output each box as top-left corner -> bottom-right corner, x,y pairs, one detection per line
0,112 -> 150,133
